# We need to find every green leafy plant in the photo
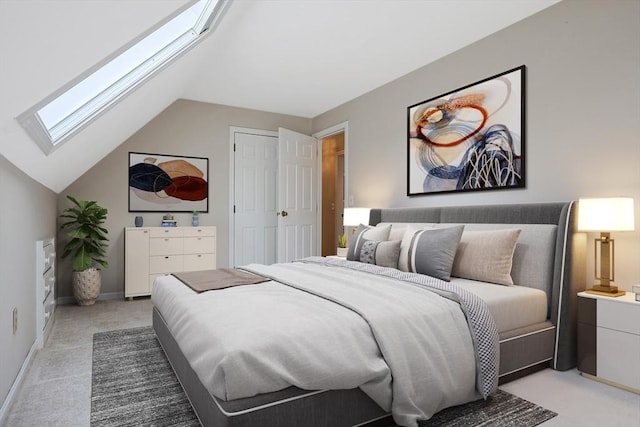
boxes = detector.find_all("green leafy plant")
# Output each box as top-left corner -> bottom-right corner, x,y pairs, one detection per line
60,195 -> 109,272
337,233 -> 348,248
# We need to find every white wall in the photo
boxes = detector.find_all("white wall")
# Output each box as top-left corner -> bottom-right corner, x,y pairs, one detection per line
312,0 -> 640,290
0,154 -> 57,409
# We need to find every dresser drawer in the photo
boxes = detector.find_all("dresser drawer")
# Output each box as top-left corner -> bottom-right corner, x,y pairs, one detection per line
150,237 -> 184,256
183,236 -> 215,254
183,227 -> 216,238
150,255 -> 183,274
598,299 -> 640,335
184,253 -> 216,271
150,228 -> 184,238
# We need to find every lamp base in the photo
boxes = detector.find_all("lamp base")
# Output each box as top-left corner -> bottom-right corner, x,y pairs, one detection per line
585,284 -> 625,297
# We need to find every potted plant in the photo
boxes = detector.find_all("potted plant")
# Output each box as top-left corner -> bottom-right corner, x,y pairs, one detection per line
59,195 -> 109,305
337,233 -> 348,258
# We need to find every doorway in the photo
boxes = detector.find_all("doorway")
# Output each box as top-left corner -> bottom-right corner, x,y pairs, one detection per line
230,127 -> 318,267
320,132 -> 345,256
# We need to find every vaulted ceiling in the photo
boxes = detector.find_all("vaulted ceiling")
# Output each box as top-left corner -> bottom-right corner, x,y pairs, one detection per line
0,0 -> 559,193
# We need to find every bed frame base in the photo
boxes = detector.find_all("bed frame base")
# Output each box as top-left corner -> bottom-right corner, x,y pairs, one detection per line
153,308 -> 387,427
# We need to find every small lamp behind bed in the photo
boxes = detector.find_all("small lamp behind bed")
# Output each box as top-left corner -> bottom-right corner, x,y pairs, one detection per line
343,207 -> 371,233
578,197 -> 635,297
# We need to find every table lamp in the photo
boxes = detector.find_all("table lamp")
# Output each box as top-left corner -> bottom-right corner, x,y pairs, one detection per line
343,207 -> 370,233
577,197 -> 635,297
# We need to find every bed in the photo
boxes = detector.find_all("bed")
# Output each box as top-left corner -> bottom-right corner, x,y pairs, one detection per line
152,201 -> 586,427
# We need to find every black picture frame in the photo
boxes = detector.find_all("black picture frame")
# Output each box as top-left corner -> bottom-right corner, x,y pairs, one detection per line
407,65 -> 525,196
128,151 -> 209,212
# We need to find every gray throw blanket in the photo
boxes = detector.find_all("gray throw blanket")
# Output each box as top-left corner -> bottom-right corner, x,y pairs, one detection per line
172,268 -> 269,293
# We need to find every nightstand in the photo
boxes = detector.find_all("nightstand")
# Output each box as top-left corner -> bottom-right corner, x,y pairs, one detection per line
327,255 -> 346,260
577,291 -> 640,394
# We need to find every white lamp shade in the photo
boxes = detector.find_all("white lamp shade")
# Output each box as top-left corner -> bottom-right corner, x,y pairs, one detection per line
577,197 -> 635,231
343,207 -> 371,227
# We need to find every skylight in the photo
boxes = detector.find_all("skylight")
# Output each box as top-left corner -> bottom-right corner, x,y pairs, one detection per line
18,0 -> 228,155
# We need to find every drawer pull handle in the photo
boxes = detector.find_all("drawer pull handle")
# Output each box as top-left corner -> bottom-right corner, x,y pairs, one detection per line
165,238 -> 169,241
165,256 -> 169,259
198,237 -> 202,240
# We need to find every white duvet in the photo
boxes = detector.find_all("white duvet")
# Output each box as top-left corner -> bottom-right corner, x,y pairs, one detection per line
152,260 -> 484,427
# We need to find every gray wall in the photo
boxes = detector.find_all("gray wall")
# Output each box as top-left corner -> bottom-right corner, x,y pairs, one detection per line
58,100 -> 311,297
312,0 -> 640,290
0,154 -> 57,407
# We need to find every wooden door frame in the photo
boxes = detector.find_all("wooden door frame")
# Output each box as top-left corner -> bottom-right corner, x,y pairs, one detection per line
228,126 -> 278,267
312,121 -> 349,257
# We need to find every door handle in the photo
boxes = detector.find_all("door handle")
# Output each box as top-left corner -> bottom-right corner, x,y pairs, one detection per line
277,210 -> 288,217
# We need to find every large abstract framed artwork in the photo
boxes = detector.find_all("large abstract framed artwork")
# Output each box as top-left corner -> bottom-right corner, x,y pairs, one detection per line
407,66 -> 525,196
129,152 -> 209,212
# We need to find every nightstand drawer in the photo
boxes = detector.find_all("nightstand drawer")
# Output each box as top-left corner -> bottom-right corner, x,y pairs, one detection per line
598,299 -> 640,335
597,327 -> 640,390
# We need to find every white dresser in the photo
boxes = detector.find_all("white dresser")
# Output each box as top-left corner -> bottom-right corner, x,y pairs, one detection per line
125,226 -> 216,298
577,291 -> 640,393
35,238 -> 56,348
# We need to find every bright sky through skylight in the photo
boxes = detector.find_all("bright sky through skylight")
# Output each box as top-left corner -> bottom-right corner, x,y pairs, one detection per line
36,0 -> 214,144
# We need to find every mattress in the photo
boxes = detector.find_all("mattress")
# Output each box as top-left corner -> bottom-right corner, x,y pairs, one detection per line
450,277 -> 547,334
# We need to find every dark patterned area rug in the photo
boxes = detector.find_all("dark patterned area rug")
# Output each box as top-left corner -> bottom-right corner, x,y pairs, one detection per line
91,326 -> 557,427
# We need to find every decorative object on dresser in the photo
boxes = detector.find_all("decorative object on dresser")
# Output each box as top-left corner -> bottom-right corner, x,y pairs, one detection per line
633,285 -> 640,302
35,237 -> 56,347
125,226 -> 216,299
134,216 -> 143,227
407,65 -> 525,196
192,210 -> 199,227
577,197 -> 635,297
59,195 -> 109,306
577,292 -> 640,394
128,152 -> 209,213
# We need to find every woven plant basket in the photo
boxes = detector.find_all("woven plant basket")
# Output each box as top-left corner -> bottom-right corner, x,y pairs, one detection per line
73,268 -> 101,306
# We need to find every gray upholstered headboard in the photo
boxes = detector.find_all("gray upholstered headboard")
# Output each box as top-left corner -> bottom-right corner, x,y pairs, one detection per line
369,202 -> 586,371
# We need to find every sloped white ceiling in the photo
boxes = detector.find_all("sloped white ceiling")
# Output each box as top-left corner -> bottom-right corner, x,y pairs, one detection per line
0,0 -> 559,193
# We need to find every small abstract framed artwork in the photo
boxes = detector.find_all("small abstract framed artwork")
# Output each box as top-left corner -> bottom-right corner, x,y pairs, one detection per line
128,152 -> 209,212
407,65 -> 525,196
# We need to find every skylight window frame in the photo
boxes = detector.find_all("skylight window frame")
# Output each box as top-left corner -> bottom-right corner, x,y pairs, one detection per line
17,0 -> 230,155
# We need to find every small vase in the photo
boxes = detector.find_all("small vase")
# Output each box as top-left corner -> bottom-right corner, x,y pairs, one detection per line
192,214 -> 199,227
134,216 -> 143,227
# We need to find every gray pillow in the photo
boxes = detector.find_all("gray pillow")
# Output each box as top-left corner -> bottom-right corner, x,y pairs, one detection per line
359,240 -> 401,269
407,225 -> 465,281
347,224 -> 392,261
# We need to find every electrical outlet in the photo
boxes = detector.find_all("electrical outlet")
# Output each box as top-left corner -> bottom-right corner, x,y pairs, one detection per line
13,308 -> 18,335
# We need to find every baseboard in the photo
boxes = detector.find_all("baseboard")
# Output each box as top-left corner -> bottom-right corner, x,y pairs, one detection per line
57,291 -> 124,305
0,340 -> 38,425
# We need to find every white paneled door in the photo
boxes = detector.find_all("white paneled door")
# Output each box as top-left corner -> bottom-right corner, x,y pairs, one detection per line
277,128 -> 318,263
232,128 -> 318,266
233,131 -> 279,266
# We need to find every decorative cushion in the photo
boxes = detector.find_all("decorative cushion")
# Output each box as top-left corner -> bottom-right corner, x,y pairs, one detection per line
407,225 -> 465,282
347,224 -> 391,261
398,224 -> 434,272
359,240 -> 402,269
451,228 -> 522,286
